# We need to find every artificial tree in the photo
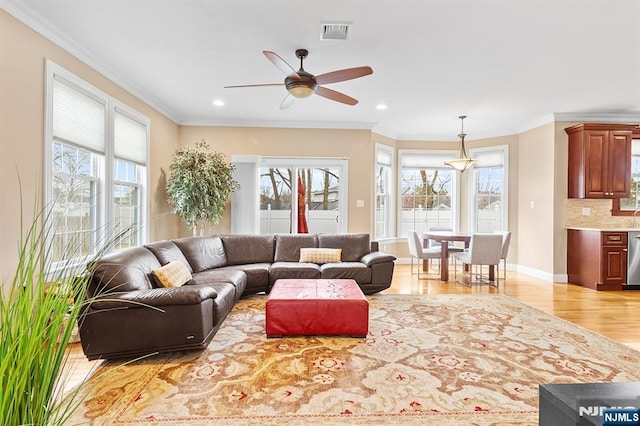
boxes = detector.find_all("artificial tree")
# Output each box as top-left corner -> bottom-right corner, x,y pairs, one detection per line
166,138 -> 239,235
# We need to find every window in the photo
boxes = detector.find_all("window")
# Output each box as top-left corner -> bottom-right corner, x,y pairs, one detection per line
45,61 -> 149,267
231,156 -> 348,234
613,139 -> 640,214
398,150 -> 459,237
469,146 -> 508,232
375,144 -> 394,239
113,109 -> 148,249
51,142 -> 98,262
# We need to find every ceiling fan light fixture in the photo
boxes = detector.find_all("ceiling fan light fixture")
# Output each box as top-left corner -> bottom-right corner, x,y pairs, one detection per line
288,84 -> 315,98
444,115 -> 477,173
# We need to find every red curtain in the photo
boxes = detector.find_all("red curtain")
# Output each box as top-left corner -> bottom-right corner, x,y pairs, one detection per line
297,175 -> 308,233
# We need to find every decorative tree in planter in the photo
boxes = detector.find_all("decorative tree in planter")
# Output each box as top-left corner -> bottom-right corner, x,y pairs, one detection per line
167,139 -> 239,235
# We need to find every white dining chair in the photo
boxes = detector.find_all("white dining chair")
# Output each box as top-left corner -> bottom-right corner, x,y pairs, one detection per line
453,234 -> 503,286
495,231 -> 511,282
407,230 -> 441,279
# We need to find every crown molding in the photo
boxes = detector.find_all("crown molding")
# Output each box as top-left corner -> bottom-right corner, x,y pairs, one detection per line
552,112 -> 640,124
179,118 -> 376,130
1,0 -> 181,122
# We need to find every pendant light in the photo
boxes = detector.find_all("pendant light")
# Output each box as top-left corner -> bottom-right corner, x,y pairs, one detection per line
444,115 -> 476,172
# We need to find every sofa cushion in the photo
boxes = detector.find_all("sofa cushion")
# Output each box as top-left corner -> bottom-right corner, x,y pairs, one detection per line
221,234 -> 275,265
318,233 -> 370,262
90,247 -> 160,293
216,263 -> 270,295
145,240 -> 193,273
202,281 -> 237,326
274,234 -> 318,262
320,262 -> 372,283
190,269 -> 247,301
152,260 -> 192,288
173,235 -> 227,272
299,248 -> 342,264
269,262 -> 321,287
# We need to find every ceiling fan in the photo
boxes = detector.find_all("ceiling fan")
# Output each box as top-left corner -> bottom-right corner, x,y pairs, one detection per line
224,49 -> 373,109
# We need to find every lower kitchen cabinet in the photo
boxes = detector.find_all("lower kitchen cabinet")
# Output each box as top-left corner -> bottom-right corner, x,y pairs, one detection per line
567,229 -> 627,290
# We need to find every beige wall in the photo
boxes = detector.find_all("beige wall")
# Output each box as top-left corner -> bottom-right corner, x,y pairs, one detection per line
0,10 -> 180,284
177,126 -> 375,236
517,122 -> 556,277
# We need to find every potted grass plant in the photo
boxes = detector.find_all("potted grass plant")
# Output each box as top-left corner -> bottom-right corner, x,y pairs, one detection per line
166,138 -> 239,236
0,187 -> 118,425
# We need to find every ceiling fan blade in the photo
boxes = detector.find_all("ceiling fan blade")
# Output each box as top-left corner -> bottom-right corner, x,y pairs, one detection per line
315,86 -> 358,106
224,83 -> 284,88
314,66 -> 373,85
263,51 -> 301,79
279,94 -> 294,110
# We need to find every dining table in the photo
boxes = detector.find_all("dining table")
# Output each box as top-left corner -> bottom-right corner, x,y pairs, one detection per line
422,231 -> 472,281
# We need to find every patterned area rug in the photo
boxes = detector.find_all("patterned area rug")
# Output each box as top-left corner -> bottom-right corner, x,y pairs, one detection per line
68,295 -> 640,425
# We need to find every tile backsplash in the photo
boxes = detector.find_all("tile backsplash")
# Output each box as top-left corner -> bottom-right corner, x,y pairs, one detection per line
565,199 -> 635,228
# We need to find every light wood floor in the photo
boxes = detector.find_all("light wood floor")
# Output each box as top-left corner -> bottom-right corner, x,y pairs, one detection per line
64,266 -> 640,391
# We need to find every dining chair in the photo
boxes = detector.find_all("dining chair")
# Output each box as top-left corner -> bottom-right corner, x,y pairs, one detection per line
407,230 -> 441,279
495,231 -> 511,282
453,233 -> 503,287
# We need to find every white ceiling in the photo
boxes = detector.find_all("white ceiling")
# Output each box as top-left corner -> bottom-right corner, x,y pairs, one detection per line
4,0 -> 640,140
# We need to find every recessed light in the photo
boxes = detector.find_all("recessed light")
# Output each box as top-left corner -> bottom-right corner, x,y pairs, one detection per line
376,104 -> 388,110
213,100 -> 224,107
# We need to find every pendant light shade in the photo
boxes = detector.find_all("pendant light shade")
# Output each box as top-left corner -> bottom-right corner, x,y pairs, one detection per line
444,115 -> 476,172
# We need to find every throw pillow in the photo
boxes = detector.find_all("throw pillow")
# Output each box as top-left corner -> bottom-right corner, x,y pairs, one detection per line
152,260 -> 192,288
299,248 -> 342,264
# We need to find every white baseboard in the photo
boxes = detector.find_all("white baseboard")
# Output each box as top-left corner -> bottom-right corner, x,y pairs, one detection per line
397,258 -> 566,283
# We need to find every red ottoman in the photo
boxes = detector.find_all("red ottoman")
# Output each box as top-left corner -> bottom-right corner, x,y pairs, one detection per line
266,279 -> 369,338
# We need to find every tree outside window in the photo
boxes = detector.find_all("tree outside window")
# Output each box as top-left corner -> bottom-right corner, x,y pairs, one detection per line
259,166 -> 341,234
400,168 -> 454,236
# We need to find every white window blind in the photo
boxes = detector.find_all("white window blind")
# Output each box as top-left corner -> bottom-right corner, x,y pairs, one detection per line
377,149 -> 393,166
114,109 -> 147,165
472,149 -> 504,168
52,76 -> 105,153
401,152 -> 456,169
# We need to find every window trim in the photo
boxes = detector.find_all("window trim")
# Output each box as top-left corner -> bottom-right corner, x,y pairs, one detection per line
44,60 -> 149,270
612,199 -> 635,216
397,149 -> 460,237
468,145 -> 509,232
230,155 -> 349,234
374,143 -> 395,239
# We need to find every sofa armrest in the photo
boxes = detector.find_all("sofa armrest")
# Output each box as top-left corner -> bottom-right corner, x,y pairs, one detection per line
360,251 -> 396,266
89,285 -> 218,310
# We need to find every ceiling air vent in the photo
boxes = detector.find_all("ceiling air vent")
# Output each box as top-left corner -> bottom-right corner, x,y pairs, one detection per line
320,22 -> 351,41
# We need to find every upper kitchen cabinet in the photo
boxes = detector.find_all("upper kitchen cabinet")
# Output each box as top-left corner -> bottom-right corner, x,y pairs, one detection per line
566,123 -> 637,198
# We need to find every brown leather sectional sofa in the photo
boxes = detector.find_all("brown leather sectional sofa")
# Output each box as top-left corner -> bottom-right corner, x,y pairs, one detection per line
78,233 -> 395,360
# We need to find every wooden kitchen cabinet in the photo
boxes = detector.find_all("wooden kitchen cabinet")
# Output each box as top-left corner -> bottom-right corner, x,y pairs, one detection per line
567,229 -> 627,290
566,123 -> 636,198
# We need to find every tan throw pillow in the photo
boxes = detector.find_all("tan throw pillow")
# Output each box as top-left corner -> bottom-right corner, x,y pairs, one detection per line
299,248 -> 342,264
152,260 -> 192,288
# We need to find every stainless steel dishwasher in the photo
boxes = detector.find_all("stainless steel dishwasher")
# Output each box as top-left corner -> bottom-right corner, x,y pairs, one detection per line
627,231 -> 640,285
